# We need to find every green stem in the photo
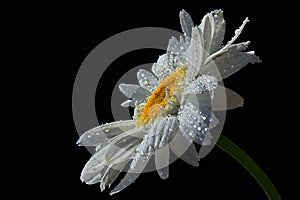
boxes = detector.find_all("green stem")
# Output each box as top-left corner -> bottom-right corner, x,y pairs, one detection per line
216,134 -> 281,200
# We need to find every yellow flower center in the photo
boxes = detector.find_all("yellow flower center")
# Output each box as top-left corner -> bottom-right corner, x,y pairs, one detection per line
137,66 -> 187,126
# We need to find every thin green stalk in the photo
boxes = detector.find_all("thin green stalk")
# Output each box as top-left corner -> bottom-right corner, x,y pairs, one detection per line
216,134 -> 281,200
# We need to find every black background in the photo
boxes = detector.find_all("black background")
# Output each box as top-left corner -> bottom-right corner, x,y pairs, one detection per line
2,1 -> 297,199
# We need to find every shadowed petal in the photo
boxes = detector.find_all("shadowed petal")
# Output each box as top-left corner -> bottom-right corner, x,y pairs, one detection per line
169,131 -> 199,166
212,86 -> 244,111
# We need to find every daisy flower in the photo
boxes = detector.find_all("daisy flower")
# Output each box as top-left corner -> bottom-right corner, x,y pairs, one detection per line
77,9 -> 261,195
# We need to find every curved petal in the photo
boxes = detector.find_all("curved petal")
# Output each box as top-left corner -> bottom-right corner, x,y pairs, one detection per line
77,120 -> 136,147
109,153 -> 151,195
155,145 -> 169,179
99,161 -> 128,190
202,42 -> 261,80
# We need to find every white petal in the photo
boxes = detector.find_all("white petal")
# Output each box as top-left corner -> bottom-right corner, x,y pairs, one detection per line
137,69 -> 159,92
121,100 -> 134,107
185,74 -> 217,95
186,27 -> 204,82
105,134 -> 143,164
159,116 -> 177,148
206,18 -> 250,62
110,153 -> 151,195
209,10 -> 226,54
77,120 -> 136,146
198,14 -> 213,59
212,86 -> 244,111
226,18 -> 249,47
80,128 -> 143,185
152,55 -> 174,80
104,162 -> 128,188
169,131 -> 199,167
155,145 -> 169,179
131,87 -> 152,104
136,118 -> 165,157
202,42 -> 261,80
178,103 -> 210,145
119,84 -> 139,98
185,92 -> 212,124
179,9 -> 194,37
167,36 -> 180,53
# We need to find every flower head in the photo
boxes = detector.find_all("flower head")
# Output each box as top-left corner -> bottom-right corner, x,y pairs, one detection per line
77,9 -> 260,195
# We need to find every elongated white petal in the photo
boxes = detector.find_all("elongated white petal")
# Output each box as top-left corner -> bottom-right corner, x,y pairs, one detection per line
209,10 -> 226,54
121,99 -> 134,107
155,145 -> 169,179
137,69 -> 159,92
110,153 -> 151,195
167,36 -> 180,53
221,51 -> 260,79
202,42 -> 261,80
212,86 -> 244,111
169,131 -> 199,166
179,9 -> 194,37
77,120 -> 136,146
198,14 -> 213,59
186,27 -> 204,81
206,18 -> 250,62
226,18 -> 249,47
159,116 -> 177,147
103,161 -> 128,188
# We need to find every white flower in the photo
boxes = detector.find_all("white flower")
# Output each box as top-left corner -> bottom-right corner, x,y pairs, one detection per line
77,9 -> 261,195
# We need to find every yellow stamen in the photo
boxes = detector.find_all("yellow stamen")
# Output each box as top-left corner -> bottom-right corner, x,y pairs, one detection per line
137,66 -> 187,126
